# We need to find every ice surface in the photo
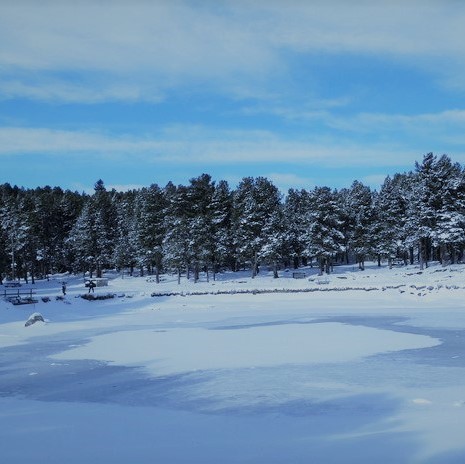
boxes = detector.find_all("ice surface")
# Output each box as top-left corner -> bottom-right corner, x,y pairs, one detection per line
1,263 -> 465,463
52,322 -> 439,376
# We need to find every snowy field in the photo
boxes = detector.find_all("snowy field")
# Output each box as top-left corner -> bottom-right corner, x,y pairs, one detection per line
1,263 -> 465,463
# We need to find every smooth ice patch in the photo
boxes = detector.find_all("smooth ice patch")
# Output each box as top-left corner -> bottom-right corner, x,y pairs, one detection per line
52,322 -> 440,376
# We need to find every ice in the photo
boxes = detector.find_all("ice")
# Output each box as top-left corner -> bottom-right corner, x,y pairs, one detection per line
52,322 -> 439,376
1,263 -> 465,463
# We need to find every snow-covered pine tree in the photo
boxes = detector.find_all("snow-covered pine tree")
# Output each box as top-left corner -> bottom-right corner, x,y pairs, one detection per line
67,180 -> 117,277
0,194 -> 29,281
66,200 -> 95,276
162,183 -> 191,283
260,203 -> 286,278
305,186 -> 344,275
113,191 -> 139,275
283,189 -> 312,269
428,155 -> 465,264
186,174 -> 216,283
59,189 -> 86,273
209,179 -> 233,279
407,154 -> 465,268
345,181 -> 375,271
135,184 -> 166,280
375,173 -> 413,267
232,177 -> 283,278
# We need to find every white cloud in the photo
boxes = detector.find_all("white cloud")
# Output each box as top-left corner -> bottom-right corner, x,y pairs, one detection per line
0,78 -> 164,104
0,1 -> 278,102
1,1 -> 465,102
320,109 -> 465,149
0,125 -> 422,168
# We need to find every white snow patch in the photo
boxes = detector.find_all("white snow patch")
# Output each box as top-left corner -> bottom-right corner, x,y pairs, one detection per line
52,322 -> 440,376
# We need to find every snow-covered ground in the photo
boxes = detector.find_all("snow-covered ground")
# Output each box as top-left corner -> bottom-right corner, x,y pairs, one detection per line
1,262 -> 465,463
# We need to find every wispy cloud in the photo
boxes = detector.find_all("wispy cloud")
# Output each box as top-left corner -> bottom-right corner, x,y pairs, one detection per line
318,109 -> 465,151
0,125 -> 425,169
0,78 -> 164,104
2,1 -> 465,103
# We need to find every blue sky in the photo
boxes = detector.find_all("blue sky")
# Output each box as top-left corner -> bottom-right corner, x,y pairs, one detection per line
1,0 -> 465,193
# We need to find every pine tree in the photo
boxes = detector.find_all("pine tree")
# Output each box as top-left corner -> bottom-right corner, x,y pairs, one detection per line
136,184 -> 166,280
66,200 -> 95,276
306,187 -> 344,274
113,192 -> 139,274
163,183 -> 191,283
232,177 -> 283,277
345,181 -> 375,270
284,189 -> 312,269
375,173 -> 412,267
408,153 -> 465,268
187,174 -> 216,282
209,179 -> 233,279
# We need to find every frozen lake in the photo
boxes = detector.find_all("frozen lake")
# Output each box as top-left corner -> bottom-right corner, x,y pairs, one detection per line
2,268 -> 465,463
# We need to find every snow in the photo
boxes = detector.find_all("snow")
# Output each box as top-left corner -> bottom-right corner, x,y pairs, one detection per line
51,323 -> 439,376
1,262 -> 465,463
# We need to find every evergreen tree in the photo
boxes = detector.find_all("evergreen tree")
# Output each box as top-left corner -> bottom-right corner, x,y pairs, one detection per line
187,174 -> 216,282
209,179 -> 233,279
136,184 -> 166,280
345,181 -> 375,270
306,187 -> 344,274
232,177 -> 283,277
375,173 -> 412,266
408,153 -> 465,268
284,189 -> 312,269
113,192 -> 139,275
163,183 -> 191,283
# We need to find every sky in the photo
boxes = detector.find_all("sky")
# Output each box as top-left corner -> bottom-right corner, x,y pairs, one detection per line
1,0 -> 465,194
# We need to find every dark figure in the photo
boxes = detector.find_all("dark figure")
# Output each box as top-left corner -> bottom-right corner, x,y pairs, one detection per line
62,282 -> 66,295
88,281 -> 96,293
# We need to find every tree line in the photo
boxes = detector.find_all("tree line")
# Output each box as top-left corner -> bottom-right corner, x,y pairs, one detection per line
1,153 -> 465,284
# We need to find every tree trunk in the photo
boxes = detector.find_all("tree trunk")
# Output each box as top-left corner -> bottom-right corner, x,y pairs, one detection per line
325,258 -> 330,275
318,258 -> 324,276
440,244 -> 447,266
155,266 -> 160,284
419,239 -> 424,270
273,260 -> 279,278
293,256 -> 299,269
252,252 -> 258,278
194,262 -> 199,283
177,268 -> 181,285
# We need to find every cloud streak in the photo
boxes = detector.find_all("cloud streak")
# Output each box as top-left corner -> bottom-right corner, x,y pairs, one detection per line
0,125 -> 426,169
2,1 -> 465,103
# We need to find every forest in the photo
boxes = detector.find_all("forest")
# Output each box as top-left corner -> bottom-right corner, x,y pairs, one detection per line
1,153 -> 464,284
